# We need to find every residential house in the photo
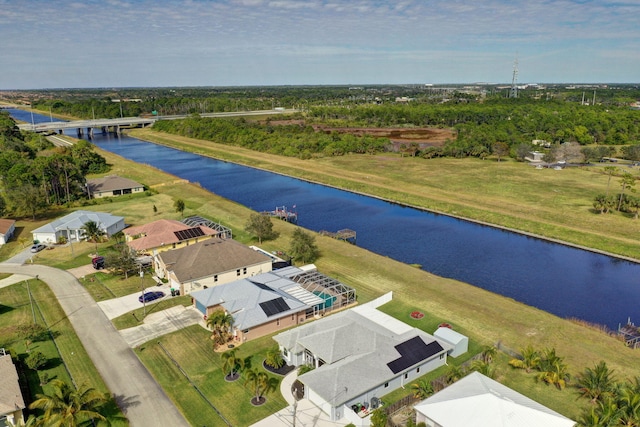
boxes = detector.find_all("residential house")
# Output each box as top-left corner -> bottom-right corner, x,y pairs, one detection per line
31,210 -> 125,244
157,238 -> 273,295
86,175 -> 144,198
0,349 -> 25,426
273,293 -> 451,425
124,219 -> 221,257
414,371 -> 575,427
0,219 -> 16,245
191,265 -> 357,342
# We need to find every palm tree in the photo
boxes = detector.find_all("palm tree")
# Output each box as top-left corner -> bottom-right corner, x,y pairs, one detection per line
470,359 -> 496,379
411,379 -> 434,399
29,379 -> 109,427
244,368 -> 271,405
80,220 -> 105,254
576,361 -> 617,404
445,365 -> 465,385
509,344 -> 540,373
264,347 -> 285,370
221,348 -> 243,381
537,348 -> 570,389
206,310 -> 234,349
618,383 -> 640,427
5,415 -> 38,427
480,345 -> 498,364
297,364 -> 314,376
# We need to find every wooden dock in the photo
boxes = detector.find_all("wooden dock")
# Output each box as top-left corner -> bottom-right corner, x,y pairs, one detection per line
618,320 -> 640,349
261,206 -> 297,224
319,229 -> 356,244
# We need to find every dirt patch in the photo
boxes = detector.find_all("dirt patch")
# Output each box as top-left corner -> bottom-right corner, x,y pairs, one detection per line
263,119 -> 455,148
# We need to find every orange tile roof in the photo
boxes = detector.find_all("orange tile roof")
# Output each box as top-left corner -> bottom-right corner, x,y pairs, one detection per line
125,219 -> 219,252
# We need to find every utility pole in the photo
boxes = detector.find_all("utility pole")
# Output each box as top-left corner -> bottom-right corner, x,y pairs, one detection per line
26,278 -> 36,324
509,57 -> 519,99
140,268 -> 146,317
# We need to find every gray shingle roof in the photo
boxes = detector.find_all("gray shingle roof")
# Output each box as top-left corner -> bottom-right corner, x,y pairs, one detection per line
87,175 -> 143,194
274,309 -> 451,406
190,271 -> 315,330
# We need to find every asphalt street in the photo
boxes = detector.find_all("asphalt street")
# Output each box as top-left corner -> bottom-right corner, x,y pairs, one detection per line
0,259 -> 190,427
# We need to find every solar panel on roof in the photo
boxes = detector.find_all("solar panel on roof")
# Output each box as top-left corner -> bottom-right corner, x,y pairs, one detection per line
174,227 -> 205,241
248,279 -> 273,292
260,297 -> 290,317
387,337 -> 444,374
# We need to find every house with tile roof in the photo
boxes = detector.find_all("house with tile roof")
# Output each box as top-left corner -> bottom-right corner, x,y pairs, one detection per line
156,238 -> 274,295
124,219 -> 220,255
414,371 -> 575,427
31,210 -> 125,244
0,219 -> 16,245
86,175 -> 144,198
191,265 -> 357,342
273,293 -> 451,425
0,349 -> 26,426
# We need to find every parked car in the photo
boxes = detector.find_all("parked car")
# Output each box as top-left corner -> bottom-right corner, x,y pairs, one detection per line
138,291 -> 165,303
92,256 -> 105,270
30,243 -> 46,253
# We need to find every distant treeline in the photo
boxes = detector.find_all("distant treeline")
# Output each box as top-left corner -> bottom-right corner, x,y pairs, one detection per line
22,86 -> 640,160
152,117 -> 388,158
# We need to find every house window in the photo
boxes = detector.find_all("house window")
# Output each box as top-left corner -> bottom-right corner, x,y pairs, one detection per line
236,269 -> 241,276
243,267 -> 247,275
113,189 -> 122,195
277,318 -> 280,326
384,382 -> 389,388
404,373 -> 408,379
291,314 -> 295,321
416,367 -> 420,373
214,275 -> 218,282
440,354 -> 445,360
123,188 -> 132,194
172,243 -> 176,248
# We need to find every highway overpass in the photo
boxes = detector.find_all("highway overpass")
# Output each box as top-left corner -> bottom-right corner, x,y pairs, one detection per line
16,109 -> 299,134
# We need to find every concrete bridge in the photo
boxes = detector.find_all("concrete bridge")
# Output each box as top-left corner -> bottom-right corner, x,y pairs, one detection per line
16,109 -> 298,135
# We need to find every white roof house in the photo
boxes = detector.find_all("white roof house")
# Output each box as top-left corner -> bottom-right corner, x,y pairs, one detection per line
32,210 -> 125,244
274,298 -> 452,424
0,219 -> 16,245
414,372 -> 575,427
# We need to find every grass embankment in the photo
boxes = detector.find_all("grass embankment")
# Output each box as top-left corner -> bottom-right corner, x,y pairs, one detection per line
131,127 -> 640,260
3,134 -> 639,424
0,280 -> 126,425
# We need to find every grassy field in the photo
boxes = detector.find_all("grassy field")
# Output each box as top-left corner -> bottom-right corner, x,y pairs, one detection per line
3,130 -> 640,425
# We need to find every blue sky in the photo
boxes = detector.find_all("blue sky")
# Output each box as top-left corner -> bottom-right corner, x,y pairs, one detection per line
2,0 -> 638,89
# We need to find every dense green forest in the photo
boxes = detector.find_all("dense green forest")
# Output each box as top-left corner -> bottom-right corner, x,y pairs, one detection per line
0,112 -> 109,219
5,85 -> 640,161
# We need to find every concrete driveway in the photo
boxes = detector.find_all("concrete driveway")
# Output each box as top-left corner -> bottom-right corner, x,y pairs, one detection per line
0,262 -> 190,427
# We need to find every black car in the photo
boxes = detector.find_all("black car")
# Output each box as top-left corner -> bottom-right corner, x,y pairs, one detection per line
138,291 -> 165,303
92,256 -> 105,270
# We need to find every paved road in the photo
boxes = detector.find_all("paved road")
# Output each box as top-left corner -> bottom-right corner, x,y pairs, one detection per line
0,262 -> 190,427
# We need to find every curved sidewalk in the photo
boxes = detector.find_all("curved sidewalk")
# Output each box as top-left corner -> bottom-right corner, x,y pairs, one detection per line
0,262 -> 190,427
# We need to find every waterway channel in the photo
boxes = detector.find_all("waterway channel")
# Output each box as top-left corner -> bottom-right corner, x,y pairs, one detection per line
7,108 -> 640,329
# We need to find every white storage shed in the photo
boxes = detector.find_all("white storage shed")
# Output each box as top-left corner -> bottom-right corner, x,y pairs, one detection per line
433,327 -> 468,357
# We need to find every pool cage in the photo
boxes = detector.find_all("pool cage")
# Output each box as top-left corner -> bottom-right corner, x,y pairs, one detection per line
182,216 -> 232,239
289,270 -> 357,317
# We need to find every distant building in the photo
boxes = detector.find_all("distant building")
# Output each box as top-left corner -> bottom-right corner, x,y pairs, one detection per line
86,175 -> 144,198
0,219 -> 16,245
32,210 -> 125,244
525,151 -> 545,163
0,349 -> 26,426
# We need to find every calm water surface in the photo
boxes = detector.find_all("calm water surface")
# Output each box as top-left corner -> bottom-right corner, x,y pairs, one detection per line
8,109 -> 640,329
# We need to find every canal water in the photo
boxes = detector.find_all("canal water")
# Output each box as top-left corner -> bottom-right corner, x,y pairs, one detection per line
7,109 -> 639,329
